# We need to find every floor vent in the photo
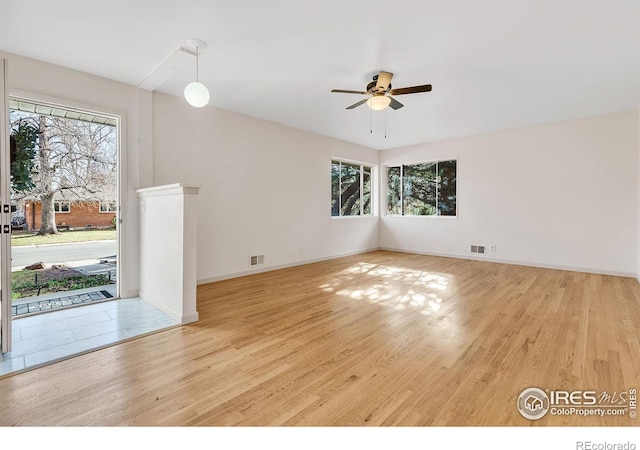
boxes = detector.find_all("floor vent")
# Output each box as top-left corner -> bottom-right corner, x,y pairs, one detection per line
470,245 -> 486,255
249,255 -> 265,267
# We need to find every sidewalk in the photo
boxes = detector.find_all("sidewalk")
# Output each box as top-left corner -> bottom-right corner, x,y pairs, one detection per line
11,239 -> 116,249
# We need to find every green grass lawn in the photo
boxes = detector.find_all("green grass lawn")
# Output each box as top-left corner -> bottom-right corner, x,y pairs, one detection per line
11,229 -> 116,247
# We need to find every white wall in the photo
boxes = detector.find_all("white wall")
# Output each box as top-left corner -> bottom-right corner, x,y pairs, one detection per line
152,92 -> 379,283
380,110 -> 639,277
1,50 -> 152,297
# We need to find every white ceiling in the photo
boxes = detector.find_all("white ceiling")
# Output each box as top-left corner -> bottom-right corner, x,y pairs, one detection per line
1,0 -> 639,150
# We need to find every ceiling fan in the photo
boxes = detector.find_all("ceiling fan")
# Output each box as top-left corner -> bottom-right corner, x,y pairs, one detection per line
331,71 -> 432,111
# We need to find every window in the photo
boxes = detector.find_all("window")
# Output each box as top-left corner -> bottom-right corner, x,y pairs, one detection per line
331,159 -> 373,216
99,201 -> 117,213
54,201 -> 70,213
386,159 -> 457,216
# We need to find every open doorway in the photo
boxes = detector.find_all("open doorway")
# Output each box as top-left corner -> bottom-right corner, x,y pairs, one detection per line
8,98 -> 119,317
0,72 -> 179,374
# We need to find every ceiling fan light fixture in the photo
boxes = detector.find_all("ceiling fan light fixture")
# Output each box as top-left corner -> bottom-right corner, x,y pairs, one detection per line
332,71 -> 431,111
184,39 -> 210,108
367,95 -> 391,111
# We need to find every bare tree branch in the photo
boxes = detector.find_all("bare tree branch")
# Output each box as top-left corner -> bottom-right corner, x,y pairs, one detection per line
10,112 -> 117,235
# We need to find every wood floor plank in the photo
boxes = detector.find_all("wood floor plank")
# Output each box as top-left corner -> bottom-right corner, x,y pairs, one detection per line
0,250 -> 639,426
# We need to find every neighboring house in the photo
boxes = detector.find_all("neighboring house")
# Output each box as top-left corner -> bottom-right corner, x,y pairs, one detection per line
19,189 -> 116,231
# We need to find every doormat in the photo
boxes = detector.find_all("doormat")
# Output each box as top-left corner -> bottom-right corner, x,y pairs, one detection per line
11,290 -> 114,317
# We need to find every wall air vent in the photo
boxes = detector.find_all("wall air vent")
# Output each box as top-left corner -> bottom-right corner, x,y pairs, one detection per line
249,254 -> 265,267
470,245 -> 486,255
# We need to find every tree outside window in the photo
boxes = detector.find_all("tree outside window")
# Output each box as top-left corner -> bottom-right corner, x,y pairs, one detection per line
331,160 -> 373,217
387,159 -> 457,216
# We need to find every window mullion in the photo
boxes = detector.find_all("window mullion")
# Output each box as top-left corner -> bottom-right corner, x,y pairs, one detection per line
360,164 -> 364,215
339,161 -> 342,216
400,165 -> 404,216
436,161 -> 440,216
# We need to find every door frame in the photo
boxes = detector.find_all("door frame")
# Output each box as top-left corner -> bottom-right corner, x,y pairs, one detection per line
1,59 -> 11,353
5,90 -> 125,321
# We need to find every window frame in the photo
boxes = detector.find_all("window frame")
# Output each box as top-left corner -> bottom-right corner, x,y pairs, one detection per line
331,157 -> 375,218
385,157 -> 458,218
53,200 -> 71,213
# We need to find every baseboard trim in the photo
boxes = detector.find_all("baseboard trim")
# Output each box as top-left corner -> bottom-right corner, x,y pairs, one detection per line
378,247 -> 636,278
139,291 -> 197,324
196,247 -> 635,285
181,312 -> 199,325
197,247 -> 379,285
121,290 -> 140,299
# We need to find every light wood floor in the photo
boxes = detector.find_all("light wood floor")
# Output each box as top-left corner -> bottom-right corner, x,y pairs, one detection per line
1,250 -> 639,426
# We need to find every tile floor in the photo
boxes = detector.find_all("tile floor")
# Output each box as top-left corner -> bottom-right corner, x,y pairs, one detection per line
0,298 -> 179,377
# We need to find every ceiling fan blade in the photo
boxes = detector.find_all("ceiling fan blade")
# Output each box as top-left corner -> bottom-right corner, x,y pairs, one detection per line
346,99 -> 368,109
376,71 -> 393,91
389,84 -> 432,95
331,89 -> 368,95
389,97 -> 404,110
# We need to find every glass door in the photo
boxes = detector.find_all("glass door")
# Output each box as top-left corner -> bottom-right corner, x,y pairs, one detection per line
1,58 -> 12,354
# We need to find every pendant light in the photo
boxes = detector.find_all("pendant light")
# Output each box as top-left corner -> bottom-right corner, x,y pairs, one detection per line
184,39 -> 210,108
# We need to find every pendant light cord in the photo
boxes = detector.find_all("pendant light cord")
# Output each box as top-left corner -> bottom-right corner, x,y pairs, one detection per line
196,46 -> 200,83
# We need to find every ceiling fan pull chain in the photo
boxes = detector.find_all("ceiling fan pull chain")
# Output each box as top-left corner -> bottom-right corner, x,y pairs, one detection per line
385,109 -> 387,139
370,107 -> 373,134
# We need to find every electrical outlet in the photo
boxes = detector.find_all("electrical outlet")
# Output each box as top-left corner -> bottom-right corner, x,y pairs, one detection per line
490,245 -> 497,252
298,247 -> 304,256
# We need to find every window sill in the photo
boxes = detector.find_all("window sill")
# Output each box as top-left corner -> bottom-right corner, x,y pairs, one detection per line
383,215 -> 457,219
330,215 -> 376,219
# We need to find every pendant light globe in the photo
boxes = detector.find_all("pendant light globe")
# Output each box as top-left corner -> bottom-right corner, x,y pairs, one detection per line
184,39 -> 210,108
184,81 -> 210,107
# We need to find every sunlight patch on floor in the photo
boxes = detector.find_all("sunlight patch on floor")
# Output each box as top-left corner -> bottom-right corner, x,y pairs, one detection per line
320,262 -> 453,319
